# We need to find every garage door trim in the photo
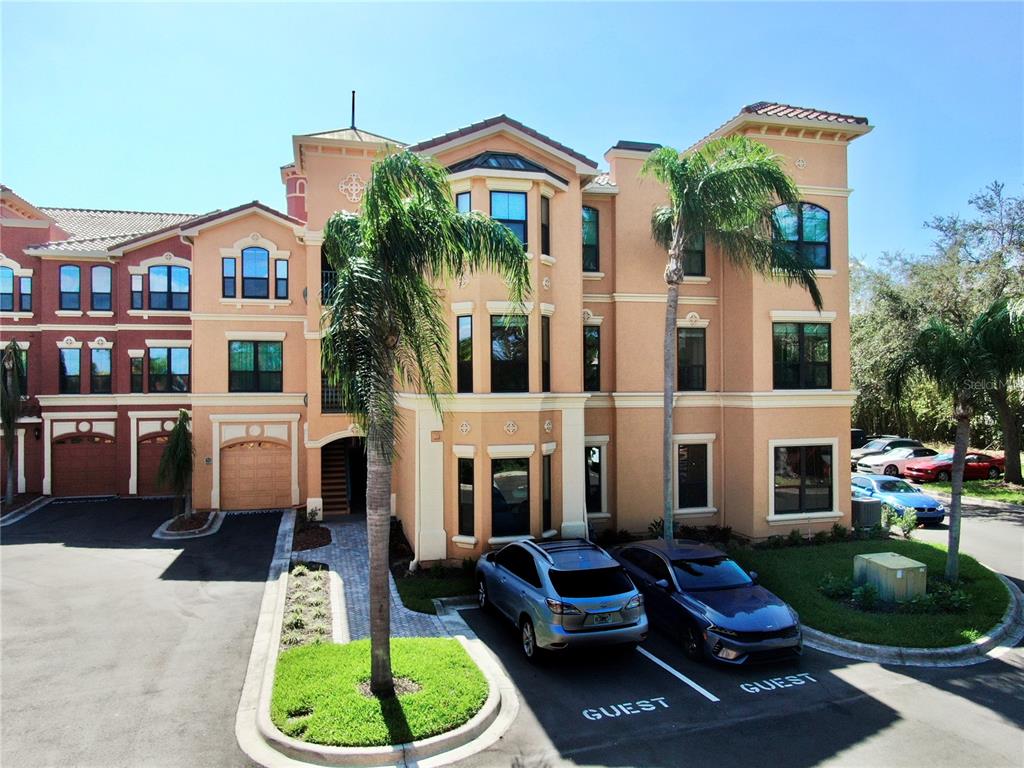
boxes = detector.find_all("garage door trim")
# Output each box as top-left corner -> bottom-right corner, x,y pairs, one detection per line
210,414 -> 300,510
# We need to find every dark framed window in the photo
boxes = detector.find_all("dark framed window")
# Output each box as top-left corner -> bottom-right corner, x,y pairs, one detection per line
582,206 -> 600,272
59,265 -> 81,310
490,192 -> 527,249
457,315 -> 473,394
682,232 -> 705,276
773,444 -> 833,515
275,260 -> 289,299
90,266 -> 112,311
222,258 -> 237,298
677,328 -> 706,391
0,267 -> 12,311
130,356 -> 144,393
458,457 -> 474,537
130,274 -> 143,309
772,203 -> 830,269
90,348 -> 112,393
18,276 -> 31,312
773,323 -> 831,389
59,348 -> 80,393
540,195 -> 551,256
490,315 -> 528,393
542,454 -> 552,532
229,341 -> 282,392
541,316 -> 551,393
241,247 -> 270,298
148,347 -> 191,393
585,446 -> 602,514
455,191 -> 471,214
583,325 -> 600,392
677,444 -> 708,509
492,457 -> 530,537
148,266 -> 190,310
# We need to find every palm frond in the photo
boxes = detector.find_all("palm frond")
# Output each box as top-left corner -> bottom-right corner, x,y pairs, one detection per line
650,205 -> 675,251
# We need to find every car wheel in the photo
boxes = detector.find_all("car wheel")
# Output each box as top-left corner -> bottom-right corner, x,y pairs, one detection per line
520,617 -> 540,661
683,623 -> 705,661
988,467 -> 1000,479
477,578 -> 489,610
937,471 -> 950,481
884,464 -> 899,476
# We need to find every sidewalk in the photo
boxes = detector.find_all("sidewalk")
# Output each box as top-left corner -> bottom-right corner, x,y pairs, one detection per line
296,515 -> 445,640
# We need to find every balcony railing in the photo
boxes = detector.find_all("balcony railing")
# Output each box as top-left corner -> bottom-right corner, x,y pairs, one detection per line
322,377 -> 346,413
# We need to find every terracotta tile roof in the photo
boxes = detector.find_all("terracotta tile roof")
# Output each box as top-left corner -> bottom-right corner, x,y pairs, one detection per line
180,200 -> 303,231
410,115 -> 599,170
24,207 -> 199,254
741,102 -> 869,126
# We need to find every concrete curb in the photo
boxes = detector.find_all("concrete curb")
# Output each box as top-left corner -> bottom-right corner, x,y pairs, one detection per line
804,574 -> 1024,667
152,511 -> 225,540
235,513 -> 518,768
0,496 -> 53,528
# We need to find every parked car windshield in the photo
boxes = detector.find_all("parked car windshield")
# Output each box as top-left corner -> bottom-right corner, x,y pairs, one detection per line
861,439 -> 889,451
548,567 -> 634,598
883,448 -> 914,459
876,479 -> 917,493
930,453 -> 953,462
670,556 -> 752,590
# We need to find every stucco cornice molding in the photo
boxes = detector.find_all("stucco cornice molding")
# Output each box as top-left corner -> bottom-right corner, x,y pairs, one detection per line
396,391 -> 591,414
219,233 -> 291,261
127,253 -> 191,275
798,185 -> 853,199
487,443 -> 536,459
0,254 -> 33,276
769,309 -> 837,323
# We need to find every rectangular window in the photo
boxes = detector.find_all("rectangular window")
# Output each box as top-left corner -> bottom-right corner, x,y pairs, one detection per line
585,446 -> 602,515
149,266 -> 190,310
583,326 -> 600,392
542,454 -> 552,532
456,315 -> 473,394
458,457 -> 474,537
677,444 -> 708,509
241,247 -> 270,298
222,258 -> 237,298
148,347 -> 191,393
130,356 -> 144,393
91,266 -> 112,311
18,276 -> 31,312
0,268 -> 13,311
490,191 -> 527,249
541,316 -> 551,393
229,341 -> 283,392
490,315 -> 528,393
492,457 -> 530,537
582,206 -> 600,272
773,444 -> 833,515
59,348 -> 80,393
131,274 -> 143,309
90,348 -> 112,393
682,233 -> 705,276
455,191 -> 471,214
275,260 -> 288,299
677,328 -> 706,391
540,195 -> 550,256
59,265 -> 80,310
773,323 -> 831,389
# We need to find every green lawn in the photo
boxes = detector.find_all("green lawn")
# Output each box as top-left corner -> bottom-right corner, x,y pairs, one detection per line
271,638 -> 488,746
927,479 -> 1024,505
394,570 -> 476,614
730,540 -> 1008,647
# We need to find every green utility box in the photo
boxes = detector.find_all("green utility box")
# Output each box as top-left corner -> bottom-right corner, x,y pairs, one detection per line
853,552 -> 927,602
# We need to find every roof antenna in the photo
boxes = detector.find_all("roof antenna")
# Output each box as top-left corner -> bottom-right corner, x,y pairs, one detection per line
350,91 -> 356,129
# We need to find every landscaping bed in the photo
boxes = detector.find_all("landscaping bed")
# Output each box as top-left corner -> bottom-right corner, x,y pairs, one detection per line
293,523 -> 332,552
928,479 -> 1024,505
730,539 -> 1008,647
167,510 -> 211,532
281,562 -> 332,649
393,566 -> 476,614
271,638 -> 488,746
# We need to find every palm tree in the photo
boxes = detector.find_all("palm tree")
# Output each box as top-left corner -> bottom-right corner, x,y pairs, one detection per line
158,409 -> 194,522
974,298 -> 1024,485
2,339 -> 25,507
641,137 -> 823,543
320,149 -> 530,697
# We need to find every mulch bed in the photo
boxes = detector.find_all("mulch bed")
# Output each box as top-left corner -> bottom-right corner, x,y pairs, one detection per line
293,524 -> 332,552
167,510 -> 211,532
357,676 -> 422,699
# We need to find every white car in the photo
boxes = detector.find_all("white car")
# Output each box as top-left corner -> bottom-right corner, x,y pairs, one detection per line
855,446 -> 939,477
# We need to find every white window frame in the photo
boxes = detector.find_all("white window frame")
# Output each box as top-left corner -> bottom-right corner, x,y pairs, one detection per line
672,432 -> 716,516
584,435 -> 610,520
767,436 -> 841,523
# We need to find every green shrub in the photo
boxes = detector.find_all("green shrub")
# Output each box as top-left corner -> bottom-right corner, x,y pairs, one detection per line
819,572 -> 854,600
896,508 -> 918,538
291,564 -> 309,578
869,523 -> 890,540
931,580 -> 973,613
853,583 -> 879,610
787,529 -> 805,547
812,531 -> 830,545
765,535 -> 787,549
284,611 -> 306,631
648,518 -> 665,538
461,557 -> 477,573
830,523 -> 849,541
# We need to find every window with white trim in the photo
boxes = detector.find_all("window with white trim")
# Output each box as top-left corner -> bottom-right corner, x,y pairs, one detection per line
91,265 -> 112,311
677,444 -> 708,509
585,445 -> 603,515
0,267 -> 13,311
492,457 -> 530,536
773,444 -> 833,515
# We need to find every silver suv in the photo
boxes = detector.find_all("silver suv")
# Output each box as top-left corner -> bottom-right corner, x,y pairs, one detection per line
476,539 -> 648,660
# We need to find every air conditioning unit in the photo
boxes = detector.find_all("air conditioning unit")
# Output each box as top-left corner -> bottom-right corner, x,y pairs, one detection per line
851,497 -> 882,528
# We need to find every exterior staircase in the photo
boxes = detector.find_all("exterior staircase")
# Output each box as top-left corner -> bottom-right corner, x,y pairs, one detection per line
322,441 -> 350,516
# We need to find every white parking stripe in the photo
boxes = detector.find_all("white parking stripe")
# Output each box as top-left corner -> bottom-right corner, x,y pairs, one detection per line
636,647 -> 720,703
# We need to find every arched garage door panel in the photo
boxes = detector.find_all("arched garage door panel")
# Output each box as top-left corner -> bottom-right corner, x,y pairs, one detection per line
220,441 -> 290,510
52,436 -> 117,496
137,435 -> 170,496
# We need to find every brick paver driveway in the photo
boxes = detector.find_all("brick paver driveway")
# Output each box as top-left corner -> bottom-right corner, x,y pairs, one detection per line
1,499 -> 281,768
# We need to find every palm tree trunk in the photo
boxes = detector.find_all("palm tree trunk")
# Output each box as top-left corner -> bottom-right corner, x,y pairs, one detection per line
946,396 -> 972,583
988,386 -> 1022,485
366,435 -> 394,697
662,280 -> 679,543
3,363 -> 15,508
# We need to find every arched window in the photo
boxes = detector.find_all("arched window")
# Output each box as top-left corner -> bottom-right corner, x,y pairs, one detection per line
772,203 -> 830,269
91,265 -> 112,311
241,247 -> 270,298
582,206 -> 599,272
59,265 -> 81,310
148,265 -> 190,310
0,267 -> 13,311
295,179 -> 306,195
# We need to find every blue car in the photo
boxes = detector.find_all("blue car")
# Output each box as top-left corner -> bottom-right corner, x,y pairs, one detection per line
852,474 -> 945,525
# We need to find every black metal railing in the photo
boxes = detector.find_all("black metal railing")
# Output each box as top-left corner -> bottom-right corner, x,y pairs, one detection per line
322,377 -> 345,413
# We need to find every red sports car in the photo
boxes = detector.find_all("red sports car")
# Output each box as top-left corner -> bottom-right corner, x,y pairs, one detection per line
903,452 -> 1005,482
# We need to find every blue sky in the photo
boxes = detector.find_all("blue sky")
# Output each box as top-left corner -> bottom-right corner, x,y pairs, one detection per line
3,2 -> 1021,263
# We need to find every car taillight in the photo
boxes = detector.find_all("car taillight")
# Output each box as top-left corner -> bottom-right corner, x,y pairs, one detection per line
625,594 -> 644,610
545,598 -> 582,615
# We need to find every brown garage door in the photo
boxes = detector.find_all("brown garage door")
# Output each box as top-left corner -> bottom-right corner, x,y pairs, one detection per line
220,441 -> 290,510
137,435 -> 170,496
52,435 -> 118,497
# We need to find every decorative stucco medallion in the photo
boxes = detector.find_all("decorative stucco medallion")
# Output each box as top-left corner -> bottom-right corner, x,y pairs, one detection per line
542,276 -> 551,291
338,173 -> 366,203
795,158 -> 808,170
685,311 -> 701,324
544,419 -> 553,433
582,309 -> 593,322
459,421 -> 471,434
504,421 -> 518,435
77,421 -> 90,433
250,232 -> 261,242
163,420 -> 175,432
247,425 -> 262,437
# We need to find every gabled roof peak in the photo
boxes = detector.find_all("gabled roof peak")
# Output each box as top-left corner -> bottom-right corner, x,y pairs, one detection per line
298,126 -> 405,145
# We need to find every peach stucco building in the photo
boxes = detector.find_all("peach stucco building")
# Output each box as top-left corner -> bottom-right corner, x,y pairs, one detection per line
1,102 -> 871,558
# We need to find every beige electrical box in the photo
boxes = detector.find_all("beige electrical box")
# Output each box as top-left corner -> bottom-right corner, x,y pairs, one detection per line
854,552 -> 927,602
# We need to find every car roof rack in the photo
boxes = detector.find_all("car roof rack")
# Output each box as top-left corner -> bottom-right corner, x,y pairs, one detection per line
521,539 -> 555,563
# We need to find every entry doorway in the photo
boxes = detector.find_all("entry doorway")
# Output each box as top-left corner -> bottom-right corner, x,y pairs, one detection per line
321,437 -> 367,516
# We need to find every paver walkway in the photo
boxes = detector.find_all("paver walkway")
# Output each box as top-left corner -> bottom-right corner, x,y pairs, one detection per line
296,515 -> 446,640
